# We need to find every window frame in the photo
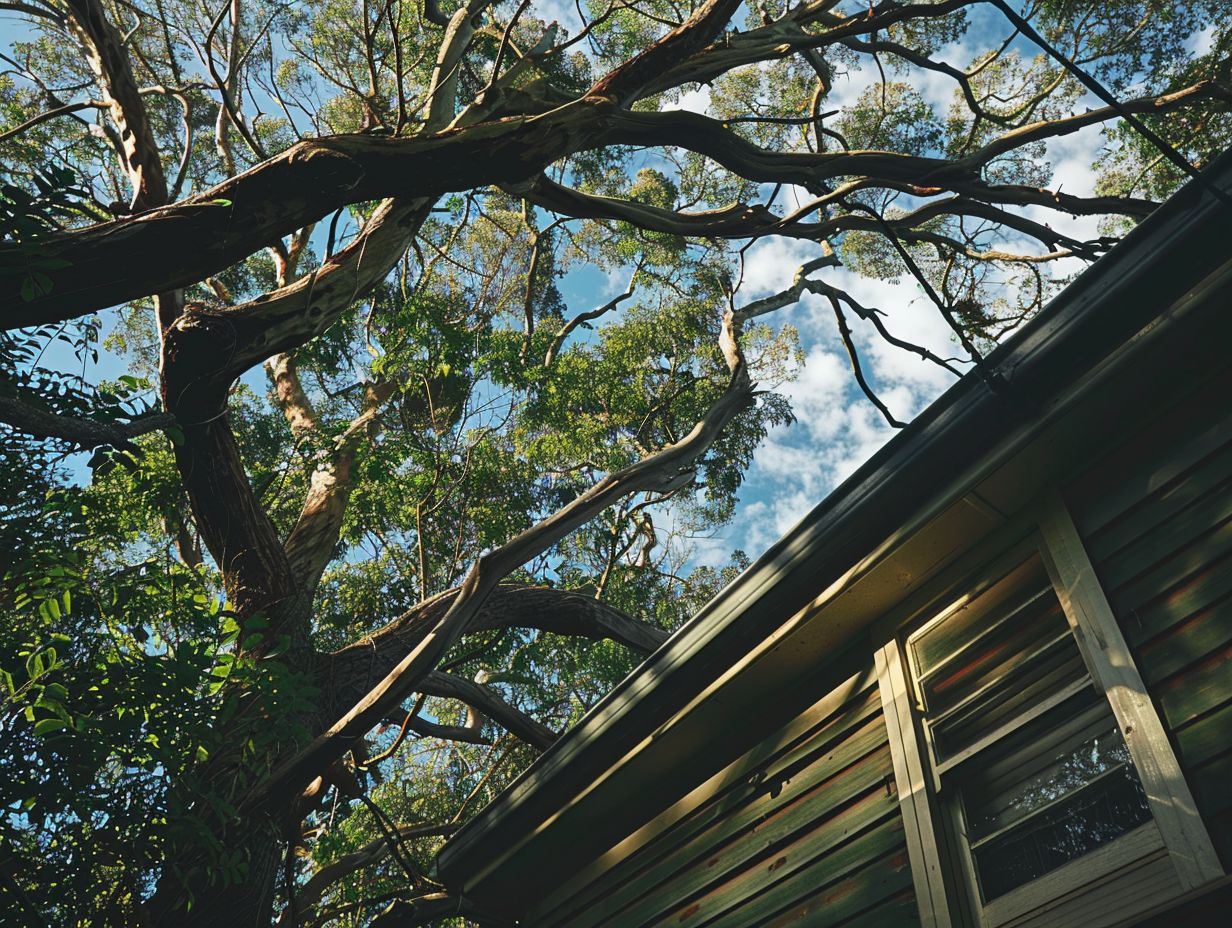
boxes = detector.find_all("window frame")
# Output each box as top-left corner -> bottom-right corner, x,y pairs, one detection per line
874,494 -> 1223,928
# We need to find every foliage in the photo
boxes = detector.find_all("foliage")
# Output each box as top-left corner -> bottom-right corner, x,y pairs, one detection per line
0,0 -> 1228,925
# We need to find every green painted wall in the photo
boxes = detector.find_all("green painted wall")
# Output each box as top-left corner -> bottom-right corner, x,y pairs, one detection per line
531,659 -> 919,928
1068,373 -> 1232,867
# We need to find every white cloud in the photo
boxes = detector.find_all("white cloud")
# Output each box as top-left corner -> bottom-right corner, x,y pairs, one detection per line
738,237 -> 819,298
707,265 -> 961,567
1189,25 -> 1216,56
537,0 -> 587,37
669,85 -> 712,115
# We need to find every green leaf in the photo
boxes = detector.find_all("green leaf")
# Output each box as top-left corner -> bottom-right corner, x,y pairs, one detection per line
25,650 -> 46,681
33,718 -> 67,737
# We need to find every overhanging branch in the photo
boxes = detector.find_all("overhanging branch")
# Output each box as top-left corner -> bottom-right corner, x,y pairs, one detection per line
0,397 -> 174,451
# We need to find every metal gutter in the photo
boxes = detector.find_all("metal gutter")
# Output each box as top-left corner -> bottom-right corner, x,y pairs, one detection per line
437,151 -> 1232,899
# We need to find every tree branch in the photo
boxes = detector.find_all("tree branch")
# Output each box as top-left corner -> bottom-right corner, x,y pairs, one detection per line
588,0 -> 742,105
160,199 -> 432,415
423,0 -> 494,131
277,823 -> 461,927
419,671 -> 558,751
368,893 -> 512,928
7,93 -> 1176,327
65,0 -> 168,211
283,378 -> 397,591
322,584 -> 670,721
0,396 -> 173,451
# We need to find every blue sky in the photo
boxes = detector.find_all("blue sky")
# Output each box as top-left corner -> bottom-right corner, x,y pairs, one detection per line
5,1 -> 1209,578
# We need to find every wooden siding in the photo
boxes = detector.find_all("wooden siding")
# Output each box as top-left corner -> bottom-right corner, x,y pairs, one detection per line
1066,377 -> 1232,867
530,661 -> 918,928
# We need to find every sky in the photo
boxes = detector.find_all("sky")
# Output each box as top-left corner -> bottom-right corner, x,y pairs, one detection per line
3,1 -> 1200,580
549,6 -> 1126,569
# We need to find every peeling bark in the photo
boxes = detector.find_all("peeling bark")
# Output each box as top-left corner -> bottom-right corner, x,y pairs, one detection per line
284,380 -> 396,591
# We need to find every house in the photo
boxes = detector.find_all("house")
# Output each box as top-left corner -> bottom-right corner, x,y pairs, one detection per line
434,155 -> 1232,928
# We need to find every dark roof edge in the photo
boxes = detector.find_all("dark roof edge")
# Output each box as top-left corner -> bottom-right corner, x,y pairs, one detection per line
439,150 -> 1232,879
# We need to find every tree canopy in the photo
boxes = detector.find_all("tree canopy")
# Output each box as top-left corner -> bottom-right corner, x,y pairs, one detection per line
0,0 -> 1228,925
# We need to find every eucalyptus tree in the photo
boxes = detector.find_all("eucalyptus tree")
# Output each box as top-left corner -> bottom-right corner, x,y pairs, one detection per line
0,0 -> 1228,925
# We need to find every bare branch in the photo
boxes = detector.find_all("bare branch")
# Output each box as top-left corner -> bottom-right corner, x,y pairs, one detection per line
283,378 -> 397,590
277,823 -> 461,927
423,0 -> 495,131
589,0 -> 742,105
828,296 -> 904,429
421,0 -> 450,28
544,267 -> 640,368
161,199 -> 433,415
65,0 -> 168,211
265,352 -> 320,436
419,671 -> 558,751
323,585 -> 671,721
0,98 -> 105,145
987,0 -> 1232,209
0,2 -> 64,23
972,79 -> 1231,166
368,893 -> 512,928
8,92 -> 1176,327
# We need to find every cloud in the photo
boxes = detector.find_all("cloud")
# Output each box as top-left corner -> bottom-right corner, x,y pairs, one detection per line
738,237 -> 819,298
669,85 -> 712,115
709,264 -> 962,568
537,0 -> 588,36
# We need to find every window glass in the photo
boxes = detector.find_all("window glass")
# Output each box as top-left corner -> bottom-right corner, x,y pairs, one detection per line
907,553 -> 1154,903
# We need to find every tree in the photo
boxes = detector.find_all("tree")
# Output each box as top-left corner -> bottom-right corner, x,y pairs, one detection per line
0,0 -> 1227,924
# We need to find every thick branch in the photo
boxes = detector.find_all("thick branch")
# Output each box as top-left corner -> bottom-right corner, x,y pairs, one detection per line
369,893 -> 511,928
589,0 -> 742,105
524,174 -> 1113,259
264,353 -> 320,436
161,199 -> 432,416
0,397 -> 173,450
322,584 -> 670,719
8,96 -> 1174,327
2,101 -> 610,327
514,174 -> 791,237
639,0 -> 973,99
419,671 -> 558,751
283,379 -> 396,590
402,713 -> 490,745
423,0 -> 493,131
169,414 -> 304,639
65,0 -> 168,211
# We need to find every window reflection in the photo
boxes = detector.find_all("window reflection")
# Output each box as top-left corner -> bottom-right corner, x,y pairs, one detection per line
907,554 -> 1154,903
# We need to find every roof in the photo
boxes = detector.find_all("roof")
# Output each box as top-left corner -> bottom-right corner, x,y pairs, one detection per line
436,152 -> 1232,920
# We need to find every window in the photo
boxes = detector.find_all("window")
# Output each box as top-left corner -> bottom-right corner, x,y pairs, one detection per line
876,499 -> 1223,928
906,553 -> 1154,910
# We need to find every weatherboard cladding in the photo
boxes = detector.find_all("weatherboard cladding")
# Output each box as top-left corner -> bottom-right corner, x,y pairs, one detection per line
1068,370 -> 1232,867
532,657 -> 918,928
